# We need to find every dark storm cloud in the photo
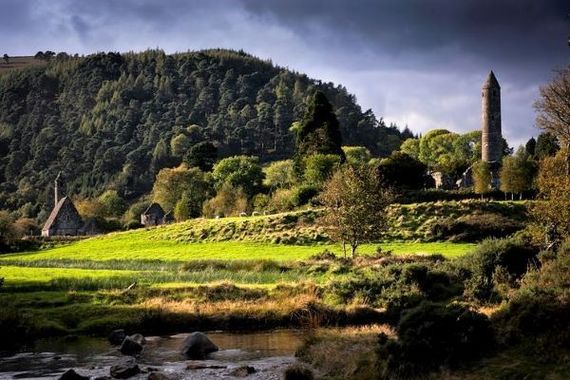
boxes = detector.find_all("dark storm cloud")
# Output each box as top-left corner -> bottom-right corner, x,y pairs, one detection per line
241,0 -> 569,75
0,0 -> 568,145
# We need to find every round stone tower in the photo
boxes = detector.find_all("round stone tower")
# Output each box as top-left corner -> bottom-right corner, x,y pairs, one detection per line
481,71 -> 502,163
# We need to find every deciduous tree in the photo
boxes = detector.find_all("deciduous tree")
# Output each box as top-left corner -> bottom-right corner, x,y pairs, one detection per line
212,156 -> 264,197
320,165 -> 393,258
152,165 -> 212,214
472,161 -> 492,199
376,151 -> 428,190
303,154 -> 341,188
535,66 -> 570,174
499,147 -> 537,199
263,159 -> 297,189
531,149 -> 570,244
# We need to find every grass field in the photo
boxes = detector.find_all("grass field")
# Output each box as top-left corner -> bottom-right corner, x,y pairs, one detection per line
0,208 -> 478,346
1,237 -> 475,262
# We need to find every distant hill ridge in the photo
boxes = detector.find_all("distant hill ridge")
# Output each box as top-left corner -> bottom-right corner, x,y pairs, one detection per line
0,49 -> 407,216
0,56 -> 47,76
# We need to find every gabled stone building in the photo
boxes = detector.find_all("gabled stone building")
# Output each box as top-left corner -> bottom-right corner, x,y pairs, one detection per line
41,174 -> 84,237
140,203 -> 170,226
41,197 -> 84,237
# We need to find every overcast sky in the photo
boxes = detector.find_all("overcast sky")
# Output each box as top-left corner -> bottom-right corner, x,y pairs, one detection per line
1,0 -> 568,146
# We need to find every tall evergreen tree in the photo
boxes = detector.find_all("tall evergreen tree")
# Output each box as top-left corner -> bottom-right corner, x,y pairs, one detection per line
294,91 -> 345,168
525,137 -> 536,157
535,132 -> 560,160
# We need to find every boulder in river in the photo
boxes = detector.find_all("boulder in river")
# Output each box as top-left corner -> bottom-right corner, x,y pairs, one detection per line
108,329 -> 127,346
129,333 -> 146,345
180,332 -> 219,359
119,336 -> 144,356
229,365 -> 256,377
58,369 -> 89,380
110,359 -> 141,379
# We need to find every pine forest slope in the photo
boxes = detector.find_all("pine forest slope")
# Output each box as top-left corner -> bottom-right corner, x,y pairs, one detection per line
0,49 -> 408,217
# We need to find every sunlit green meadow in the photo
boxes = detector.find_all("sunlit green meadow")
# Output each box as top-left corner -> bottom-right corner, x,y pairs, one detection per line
0,213 -> 477,342
1,239 -> 475,262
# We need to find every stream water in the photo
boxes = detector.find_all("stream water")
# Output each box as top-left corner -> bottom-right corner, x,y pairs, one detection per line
0,330 -> 306,379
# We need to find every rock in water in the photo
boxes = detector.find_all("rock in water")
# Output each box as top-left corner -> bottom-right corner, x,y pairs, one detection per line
119,336 -> 143,356
108,329 -> 127,346
229,366 -> 256,377
110,359 -> 140,379
129,333 -> 146,345
180,332 -> 219,359
58,369 -> 89,380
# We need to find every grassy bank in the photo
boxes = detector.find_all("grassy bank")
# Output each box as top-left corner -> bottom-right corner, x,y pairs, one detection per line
0,239 -> 472,339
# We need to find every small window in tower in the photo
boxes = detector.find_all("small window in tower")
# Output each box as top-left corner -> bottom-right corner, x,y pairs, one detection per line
493,90 -> 497,96
491,115 -> 495,121
482,92 -> 485,97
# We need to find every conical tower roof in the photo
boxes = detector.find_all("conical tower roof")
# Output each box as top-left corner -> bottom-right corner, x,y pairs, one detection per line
482,71 -> 500,89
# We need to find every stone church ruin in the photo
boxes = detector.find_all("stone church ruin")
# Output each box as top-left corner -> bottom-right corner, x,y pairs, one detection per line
140,203 -> 173,226
41,174 -> 84,237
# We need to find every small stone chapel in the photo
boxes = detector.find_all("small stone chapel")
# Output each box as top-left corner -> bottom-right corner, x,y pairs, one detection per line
41,173 -> 84,237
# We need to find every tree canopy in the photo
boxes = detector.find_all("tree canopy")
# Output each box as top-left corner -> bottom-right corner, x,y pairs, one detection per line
212,156 -> 264,197
404,130 -> 482,175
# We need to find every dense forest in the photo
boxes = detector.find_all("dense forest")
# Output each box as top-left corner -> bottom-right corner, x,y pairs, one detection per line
0,49 -> 412,218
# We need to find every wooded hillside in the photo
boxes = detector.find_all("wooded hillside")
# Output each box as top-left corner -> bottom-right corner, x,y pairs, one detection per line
0,49 -> 409,218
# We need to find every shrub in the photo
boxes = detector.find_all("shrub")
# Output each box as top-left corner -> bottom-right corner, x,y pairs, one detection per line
124,220 -> 143,230
377,302 -> 494,378
429,213 -> 524,242
493,293 -> 570,349
462,237 -> 540,302
268,188 -> 297,212
492,241 -> 570,354
283,364 -> 314,380
401,264 -> 462,301
292,185 -> 320,206
372,246 -> 392,258
202,183 -> 249,217
309,249 -> 337,261
327,262 -> 461,316
123,200 -> 150,224
252,193 -> 270,211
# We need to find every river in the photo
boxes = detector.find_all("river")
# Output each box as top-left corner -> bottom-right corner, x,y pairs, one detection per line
0,330 -> 306,379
